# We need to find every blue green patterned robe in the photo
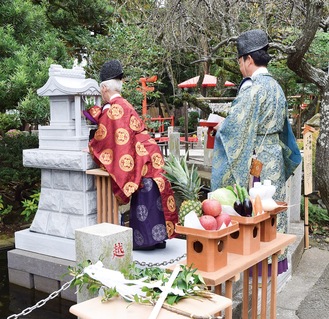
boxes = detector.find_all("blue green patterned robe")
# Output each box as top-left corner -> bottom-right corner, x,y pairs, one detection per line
211,73 -> 289,193
211,72 -> 289,262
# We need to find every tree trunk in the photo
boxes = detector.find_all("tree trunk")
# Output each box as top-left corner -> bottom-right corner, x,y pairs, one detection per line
285,0 -> 329,211
315,88 -> 329,208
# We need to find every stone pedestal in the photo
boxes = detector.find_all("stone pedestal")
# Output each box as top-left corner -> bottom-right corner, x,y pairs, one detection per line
75,223 -> 133,302
23,149 -> 97,239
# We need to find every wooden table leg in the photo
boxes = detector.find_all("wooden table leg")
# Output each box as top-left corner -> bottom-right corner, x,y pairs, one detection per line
261,258 -> 269,318
270,253 -> 279,319
214,284 -> 223,318
225,279 -> 233,319
251,264 -> 258,319
214,283 -> 222,295
243,269 -> 249,318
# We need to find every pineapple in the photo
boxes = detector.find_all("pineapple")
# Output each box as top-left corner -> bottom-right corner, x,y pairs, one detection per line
163,153 -> 203,225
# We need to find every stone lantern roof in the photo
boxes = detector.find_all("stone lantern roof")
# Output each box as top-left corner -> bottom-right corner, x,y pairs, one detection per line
37,64 -> 99,97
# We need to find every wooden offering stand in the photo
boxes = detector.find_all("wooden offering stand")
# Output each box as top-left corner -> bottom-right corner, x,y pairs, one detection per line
168,233 -> 297,319
175,221 -> 239,272
261,202 -> 288,242
228,213 -> 270,255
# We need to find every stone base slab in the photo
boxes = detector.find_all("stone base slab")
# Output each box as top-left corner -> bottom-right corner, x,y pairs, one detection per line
15,229 -> 75,261
7,248 -> 77,302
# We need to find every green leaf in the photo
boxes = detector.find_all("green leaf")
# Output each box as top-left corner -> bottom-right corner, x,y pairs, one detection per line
166,294 -> 179,305
67,262 -> 210,306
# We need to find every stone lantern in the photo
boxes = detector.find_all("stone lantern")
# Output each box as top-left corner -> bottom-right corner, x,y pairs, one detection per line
36,64 -> 99,151
15,64 -> 101,261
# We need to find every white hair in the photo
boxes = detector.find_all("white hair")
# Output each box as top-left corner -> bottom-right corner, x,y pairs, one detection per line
100,79 -> 123,93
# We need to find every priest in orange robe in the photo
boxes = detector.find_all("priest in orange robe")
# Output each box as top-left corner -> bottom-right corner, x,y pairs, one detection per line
84,60 -> 178,250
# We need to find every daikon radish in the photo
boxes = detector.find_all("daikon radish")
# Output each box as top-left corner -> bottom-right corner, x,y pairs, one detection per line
261,199 -> 295,211
252,195 -> 263,215
261,198 -> 280,211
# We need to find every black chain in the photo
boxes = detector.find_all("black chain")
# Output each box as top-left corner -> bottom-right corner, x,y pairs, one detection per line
6,254 -> 186,319
7,279 -> 74,319
133,253 -> 186,267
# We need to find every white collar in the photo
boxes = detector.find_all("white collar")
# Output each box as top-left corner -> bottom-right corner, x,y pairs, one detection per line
109,93 -> 121,102
239,67 -> 269,91
252,67 -> 269,77
102,94 -> 122,111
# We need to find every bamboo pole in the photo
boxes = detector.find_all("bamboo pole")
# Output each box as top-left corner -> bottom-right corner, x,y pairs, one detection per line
87,169 -> 119,225
107,177 -> 113,223
101,177 -> 106,222
96,177 -> 102,223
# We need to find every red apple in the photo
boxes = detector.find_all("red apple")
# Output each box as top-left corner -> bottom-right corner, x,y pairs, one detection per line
199,215 -> 217,230
202,199 -> 222,217
215,213 -> 232,230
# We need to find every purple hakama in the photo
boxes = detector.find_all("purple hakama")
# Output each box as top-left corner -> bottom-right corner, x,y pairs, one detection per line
130,177 -> 168,250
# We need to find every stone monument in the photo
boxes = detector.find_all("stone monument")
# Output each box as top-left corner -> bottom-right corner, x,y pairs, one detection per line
7,65 -> 101,300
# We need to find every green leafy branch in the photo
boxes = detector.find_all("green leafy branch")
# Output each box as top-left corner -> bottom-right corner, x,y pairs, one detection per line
67,260 -> 105,296
67,261 -> 211,306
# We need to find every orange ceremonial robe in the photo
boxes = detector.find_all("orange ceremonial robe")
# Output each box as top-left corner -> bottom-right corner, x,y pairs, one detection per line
86,96 -> 178,238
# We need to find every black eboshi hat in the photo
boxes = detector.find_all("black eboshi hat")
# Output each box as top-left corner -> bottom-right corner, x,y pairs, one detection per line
100,60 -> 124,81
237,29 -> 269,58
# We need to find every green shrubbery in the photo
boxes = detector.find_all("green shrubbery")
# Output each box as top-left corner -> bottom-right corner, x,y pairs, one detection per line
301,196 -> 329,234
0,131 -> 40,224
0,112 -> 22,135
17,90 -> 50,129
